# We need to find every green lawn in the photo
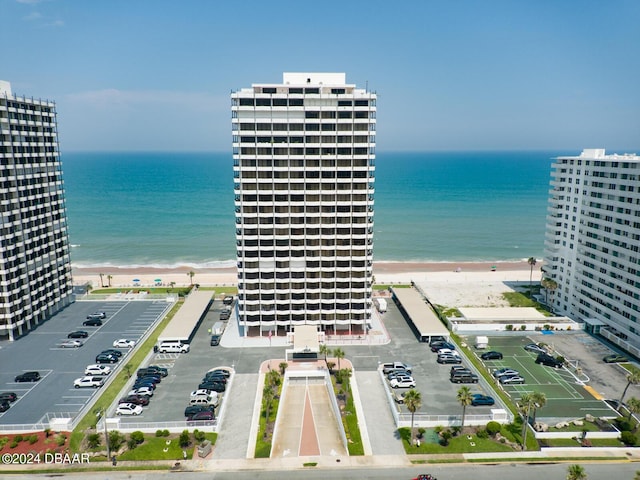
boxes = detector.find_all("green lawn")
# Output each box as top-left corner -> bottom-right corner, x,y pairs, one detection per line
113,433 -> 217,461
398,427 -> 516,454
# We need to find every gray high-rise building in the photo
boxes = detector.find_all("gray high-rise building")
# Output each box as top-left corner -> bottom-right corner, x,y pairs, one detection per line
231,73 -> 376,337
0,80 -> 73,341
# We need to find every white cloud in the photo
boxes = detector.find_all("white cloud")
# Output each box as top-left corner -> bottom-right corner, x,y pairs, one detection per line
23,11 -> 42,20
16,0 -> 46,4
45,19 -> 64,27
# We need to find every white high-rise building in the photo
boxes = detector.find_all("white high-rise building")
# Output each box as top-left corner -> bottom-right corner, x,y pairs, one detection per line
231,73 -> 376,337
543,148 -> 640,354
0,80 -> 73,341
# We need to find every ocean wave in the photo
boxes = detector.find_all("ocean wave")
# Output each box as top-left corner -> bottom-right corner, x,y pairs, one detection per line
71,259 -> 237,270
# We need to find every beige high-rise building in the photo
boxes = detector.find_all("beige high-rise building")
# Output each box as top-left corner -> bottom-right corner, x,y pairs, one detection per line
0,80 -> 73,341
231,73 -> 376,337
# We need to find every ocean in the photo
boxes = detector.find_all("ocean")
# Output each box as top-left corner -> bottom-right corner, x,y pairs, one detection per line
62,151 -> 559,268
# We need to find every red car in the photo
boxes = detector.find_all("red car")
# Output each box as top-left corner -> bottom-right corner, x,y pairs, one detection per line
119,394 -> 150,406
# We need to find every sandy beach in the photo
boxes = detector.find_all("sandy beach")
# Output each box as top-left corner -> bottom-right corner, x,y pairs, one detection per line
72,260 -> 540,308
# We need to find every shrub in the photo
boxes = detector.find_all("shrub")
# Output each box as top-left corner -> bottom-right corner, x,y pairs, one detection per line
44,428 -> 51,438
14,435 -> 23,443
127,438 -> 138,450
439,430 -> 452,446
476,429 -> 489,439
417,428 -> 426,439
55,434 -> 66,447
130,431 -> 145,445
10,440 -> 18,449
28,435 -> 38,445
108,431 -> 125,452
505,325 -> 513,331
486,421 -> 501,436
620,431 -> 637,446
193,429 -> 206,443
179,430 -> 191,448
155,430 -> 164,437
615,418 -> 634,432
87,433 -> 101,449
0,437 -> 9,450
520,325 -> 527,331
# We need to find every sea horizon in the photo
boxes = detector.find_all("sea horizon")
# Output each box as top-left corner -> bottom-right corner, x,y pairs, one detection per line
62,150 -> 561,268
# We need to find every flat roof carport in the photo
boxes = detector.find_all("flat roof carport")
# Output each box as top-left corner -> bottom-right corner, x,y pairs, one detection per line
392,287 -> 449,342
157,290 -> 213,343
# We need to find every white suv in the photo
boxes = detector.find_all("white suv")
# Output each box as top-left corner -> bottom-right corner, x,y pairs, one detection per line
74,376 -> 105,388
157,342 -> 190,353
390,377 -> 416,389
85,364 -> 111,376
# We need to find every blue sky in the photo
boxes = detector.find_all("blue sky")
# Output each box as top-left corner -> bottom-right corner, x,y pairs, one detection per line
2,0 -> 639,152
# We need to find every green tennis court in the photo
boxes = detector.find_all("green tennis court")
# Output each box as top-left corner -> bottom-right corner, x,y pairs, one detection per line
480,336 -> 614,419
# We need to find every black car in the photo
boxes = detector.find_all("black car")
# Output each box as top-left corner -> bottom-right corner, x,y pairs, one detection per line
137,374 -> 161,384
67,330 -> 89,339
119,394 -> 150,406
145,365 -> 169,377
133,377 -> 159,388
95,353 -> 118,364
14,371 -> 41,382
0,392 -> 17,403
222,295 -> 234,305
184,404 -> 215,418
0,401 -> 10,413
83,318 -> 103,327
219,311 -> 230,321
480,351 -> 503,360
137,367 -> 168,378
210,335 -> 221,346
100,349 -> 123,358
198,381 -> 225,392
207,368 -> 230,378
471,394 -> 495,406
202,374 -> 227,384
431,341 -> 455,352
535,353 -> 563,368
187,410 -> 215,423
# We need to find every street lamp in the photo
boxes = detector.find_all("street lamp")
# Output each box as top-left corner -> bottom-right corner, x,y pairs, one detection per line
97,408 -> 110,460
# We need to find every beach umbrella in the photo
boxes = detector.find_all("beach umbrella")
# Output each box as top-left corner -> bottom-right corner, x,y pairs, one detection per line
133,278 -> 140,282
154,278 -> 162,283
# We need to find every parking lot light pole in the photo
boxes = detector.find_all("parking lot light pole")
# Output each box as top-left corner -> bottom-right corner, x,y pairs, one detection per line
98,408 -> 110,459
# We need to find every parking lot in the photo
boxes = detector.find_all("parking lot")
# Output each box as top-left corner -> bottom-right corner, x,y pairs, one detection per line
0,300 -> 171,425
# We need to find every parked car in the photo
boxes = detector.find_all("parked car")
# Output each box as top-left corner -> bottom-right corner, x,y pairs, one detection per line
430,341 -> 455,352
133,378 -> 159,389
95,353 -> 118,364
146,365 -> 169,376
388,374 -> 414,385
0,392 -> 18,403
191,389 -> 218,398
14,371 -> 41,382
524,343 -> 546,354
381,362 -> 413,375
187,410 -> 215,423
198,381 -> 225,392
480,351 -> 503,360
82,318 -> 103,327
393,391 -> 406,404
100,349 -> 123,358
535,353 -> 563,368
450,366 -> 471,376
493,368 -> 519,378
388,370 -> 413,381
450,371 -> 479,383
87,312 -> 106,320
500,375 -> 525,385
206,368 -> 230,378
67,330 -> 89,339
74,376 -> 105,388
0,401 -> 10,413
210,335 -> 221,346
219,311 -> 231,321
437,355 -> 462,364
85,364 -> 112,376
116,403 -> 143,416
113,339 -> 136,348
471,394 -> 495,406
390,377 -> 416,389
437,348 -> 460,357
222,295 -> 234,305
60,339 -> 83,348
603,354 -> 629,363
184,404 -> 215,418
202,373 -> 228,383
128,387 -> 154,397
119,394 -> 150,406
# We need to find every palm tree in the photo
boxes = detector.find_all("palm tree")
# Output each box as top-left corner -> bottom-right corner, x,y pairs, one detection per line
169,281 -> 176,290
403,389 -> 422,442
518,392 -> 543,450
626,397 -> 640,424
99,273 -> 105,288
527,257 -> 537,296
567,464 -> 587,480
187,271 -> 195,286
529,391 -> 547,424
619,366 -> 640,408
262,385 -> 276,438
107,274 -> 113,287
333,347 -> 345,371
541,277 -> 558,308
457,386 -> 473,428
319,344 -> 331,370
